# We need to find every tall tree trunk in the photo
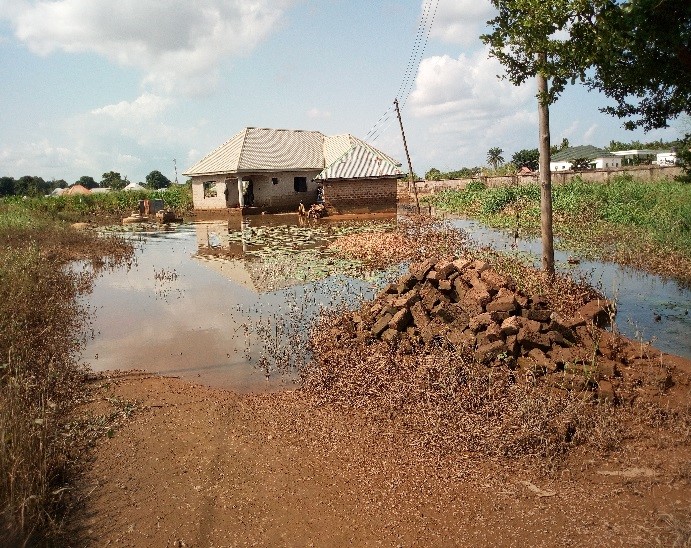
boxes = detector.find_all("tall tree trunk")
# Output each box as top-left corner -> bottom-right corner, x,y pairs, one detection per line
537,57 -> 555,274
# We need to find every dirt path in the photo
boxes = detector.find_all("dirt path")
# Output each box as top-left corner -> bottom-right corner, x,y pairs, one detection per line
79,371 -> 690,547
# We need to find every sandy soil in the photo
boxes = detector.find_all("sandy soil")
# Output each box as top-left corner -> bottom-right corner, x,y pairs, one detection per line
78,369 -> 691,547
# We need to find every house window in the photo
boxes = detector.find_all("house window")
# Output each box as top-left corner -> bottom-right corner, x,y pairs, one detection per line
203,181 -> 217,198
272,177 -> 279,185
294,177 -> 307,192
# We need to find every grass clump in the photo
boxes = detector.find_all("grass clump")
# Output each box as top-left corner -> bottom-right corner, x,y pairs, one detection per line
426,176 -> 691,283
0,216 -> 133,545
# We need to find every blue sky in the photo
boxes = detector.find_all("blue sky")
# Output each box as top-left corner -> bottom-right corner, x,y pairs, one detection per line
0,0 -> 683,185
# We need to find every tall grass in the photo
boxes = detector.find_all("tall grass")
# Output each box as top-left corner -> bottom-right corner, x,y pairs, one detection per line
427,176 -> 691,282
1,184 -> 193,222
0,215 -> 133,544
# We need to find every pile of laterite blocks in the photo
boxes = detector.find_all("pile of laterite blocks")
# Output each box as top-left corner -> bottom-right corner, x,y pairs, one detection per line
338,256 -> 673,403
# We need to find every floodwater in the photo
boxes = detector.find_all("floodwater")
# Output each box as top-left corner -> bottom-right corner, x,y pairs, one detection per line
83,213 -> 690,393
83,216 -> 395,392
446,216 -> 691,359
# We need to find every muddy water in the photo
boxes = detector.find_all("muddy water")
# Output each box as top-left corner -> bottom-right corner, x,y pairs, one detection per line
84,217 -> 389,392
448,217 -> 691,359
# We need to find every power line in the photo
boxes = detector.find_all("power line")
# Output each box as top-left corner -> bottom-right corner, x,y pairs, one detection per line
365,0 -> 440,144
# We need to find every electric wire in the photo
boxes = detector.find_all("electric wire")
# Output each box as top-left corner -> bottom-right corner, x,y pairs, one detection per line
364,0 -> 440,145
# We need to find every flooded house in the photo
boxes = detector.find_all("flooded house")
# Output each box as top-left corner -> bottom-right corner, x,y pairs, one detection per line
184,127 -> 402,214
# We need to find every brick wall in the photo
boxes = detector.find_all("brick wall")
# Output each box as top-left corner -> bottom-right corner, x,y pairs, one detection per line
415,165 -> 684,196
322,178 -> 397,214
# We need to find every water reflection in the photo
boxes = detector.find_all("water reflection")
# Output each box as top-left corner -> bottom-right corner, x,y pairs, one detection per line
84,219 -> 389,392
447,216 -> 690,359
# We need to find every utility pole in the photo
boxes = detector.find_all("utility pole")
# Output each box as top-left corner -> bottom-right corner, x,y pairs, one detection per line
173,158 -> 179,185
394,98 -> 420,214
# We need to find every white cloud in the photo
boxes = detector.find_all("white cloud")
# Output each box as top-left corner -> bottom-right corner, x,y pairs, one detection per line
306,108 -> 331,120
404,48 -> 539,168
91,93 -> 173,121
583,124 -> 598,144
429,0 -> 494,46
5,0 -> 295,95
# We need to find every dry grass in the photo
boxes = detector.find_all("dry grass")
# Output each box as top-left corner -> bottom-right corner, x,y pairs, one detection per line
302,317 -> 626,473
0,225 -> 133,545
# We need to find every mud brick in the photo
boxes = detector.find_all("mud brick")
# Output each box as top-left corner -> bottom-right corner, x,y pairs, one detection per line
515,293 -> 529,308
475,340 -> 508,364
448,271 -> 459,283
594,330 -> 621,360
461,268 -> 480,286
420,320 -> 447,343
596,380 -> 617,404
527,348 -> 552,369
452,278 -> 470,302
433,302 -> 458,324
500,315 -> 522,336
517,328 -> 551,351
410,301 -> 430,328
463,287 -> 492,311
549,345 -> 588,367
446,329 -> 475,351
410,258 -> 438,281
551,372 -> 590,392
522,308 -> 553,322
505,335 -> 519,357
477,322 -> 503,345
452,258 -> 472,273
547,330 -> 567,347
398,272 -> 418,290
393,291 -> 420,309
426,270 -> 439,282
545,318 -> 577,342
566,299 -> 615,329
472,259 -> 489,273
383,283 -> 399,295
469,312 -> 497,332
529,294 -> 550,309
595,358 -> 619,379
371,313 -> 393,337
438,279 -> 453,292
381,329 -> 400,344
433,260 -> 455,280
486,289 -> 518,313
480,269 -> 509,292
517,356 -> 548,377
389,308 -> 411,331
421,285 -> 448,312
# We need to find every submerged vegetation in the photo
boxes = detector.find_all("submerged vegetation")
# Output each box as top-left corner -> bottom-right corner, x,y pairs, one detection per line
425,176 -> 691,284
0,209 -> 133,544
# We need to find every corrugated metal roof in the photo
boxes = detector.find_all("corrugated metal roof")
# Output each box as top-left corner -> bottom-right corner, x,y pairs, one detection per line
551,145 -> 617,162
184,127 -> 401,180
239,128 -> 324,171
317,134 -> 402,180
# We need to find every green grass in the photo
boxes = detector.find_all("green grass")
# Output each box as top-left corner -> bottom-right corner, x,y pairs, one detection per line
426,176 -> 691,283
0,185 -> 193,223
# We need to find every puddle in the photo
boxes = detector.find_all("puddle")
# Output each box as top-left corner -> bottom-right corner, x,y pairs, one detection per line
447,216 -> 691,359
82,217 -> 397,392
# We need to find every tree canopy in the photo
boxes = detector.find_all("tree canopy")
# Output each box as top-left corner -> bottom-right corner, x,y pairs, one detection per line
75,175 -> 98,189
145,170 -> 171,190
511,149 -> 540,171
588,0 -> 691,131
486,147 -> 505,170
101,171 -> 127,190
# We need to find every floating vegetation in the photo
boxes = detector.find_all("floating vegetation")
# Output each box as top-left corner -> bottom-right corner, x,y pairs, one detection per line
196,220 -> 400,291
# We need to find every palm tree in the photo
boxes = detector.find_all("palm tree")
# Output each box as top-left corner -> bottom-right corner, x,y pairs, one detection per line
486,147 -> 505,170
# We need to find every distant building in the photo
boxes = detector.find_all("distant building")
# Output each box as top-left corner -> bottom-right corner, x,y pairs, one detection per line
550,145 -> 622,171
656,151 -> 677,166
609,149 -> 667,165
183,127 -> 402,214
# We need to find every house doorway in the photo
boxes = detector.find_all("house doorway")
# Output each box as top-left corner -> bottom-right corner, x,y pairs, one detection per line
224,177 -> 238,207
241,179 -> 254,207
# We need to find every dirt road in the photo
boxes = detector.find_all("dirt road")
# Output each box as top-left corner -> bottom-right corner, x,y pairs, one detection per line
79,372 -> 690,547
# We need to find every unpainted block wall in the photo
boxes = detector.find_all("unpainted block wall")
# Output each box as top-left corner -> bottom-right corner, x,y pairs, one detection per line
323,178 -> 397,213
